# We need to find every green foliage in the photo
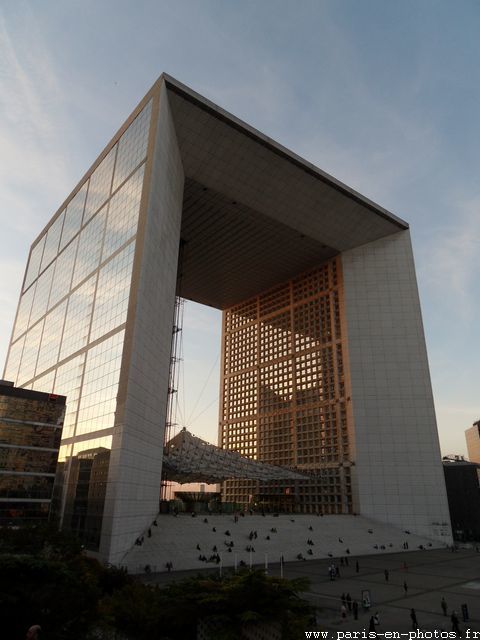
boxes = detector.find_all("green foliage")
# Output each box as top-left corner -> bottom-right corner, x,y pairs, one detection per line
102,570 -> 314,640
1,524 -> 313,640
0,522 -> 83,559
0,554 -> 99,640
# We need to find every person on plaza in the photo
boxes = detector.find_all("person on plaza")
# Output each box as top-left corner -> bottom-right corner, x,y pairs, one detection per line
441,597 -> 448,616
341,604 -> 347,621
335,565 -> 340,578
26,626 -> 41,640
369,616 -> 376,632
341,592 -> 346,606
373,612 -> 380,628
451,611 -> 460,635
355,560 -> 360,573
346,593 -> 352,612
384,569 -> 389,582
410,608 -> 418,630
403,580 -> 408,595
353,600 -> 359,620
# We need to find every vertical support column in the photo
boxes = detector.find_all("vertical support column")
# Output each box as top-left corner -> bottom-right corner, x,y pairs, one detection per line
100,80 -> 185,563
341,230 -> 452,542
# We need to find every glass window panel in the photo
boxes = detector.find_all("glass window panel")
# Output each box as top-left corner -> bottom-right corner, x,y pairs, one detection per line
90,243 -> 135,343
12,284 -> 36,341
60,182 -> 88,250
0,474 -> 55,500
23,234 -> 46,292
76,331 -> 124,436
17,319 -> 45,385
102,165 -> 144,261
31,369 -> 56,394
54,353 -> 85,440
41,210 -> 65,272
36,300 -> 67,374
29,262 -> 55,326
72,207 -> 107,289
0,448 -> 59,474
0,420 -> 60,448
60,275 -> 96,362
72,436 -> 112,455
112,100 -> 152,191
49,237 -> 78,310
83,146 -> 116,224
3,334 -> 26,385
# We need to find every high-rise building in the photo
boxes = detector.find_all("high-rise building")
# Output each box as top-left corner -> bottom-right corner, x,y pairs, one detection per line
443,456 -> 480,541
0,380 -> 65,524
465,420 -> 480,463
3,74 -> 452,563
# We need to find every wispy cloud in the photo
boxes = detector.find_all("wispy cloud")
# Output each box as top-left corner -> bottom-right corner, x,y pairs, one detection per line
420,195 -> 480,322
0,9 -> 73,231
0,7 -> 75,367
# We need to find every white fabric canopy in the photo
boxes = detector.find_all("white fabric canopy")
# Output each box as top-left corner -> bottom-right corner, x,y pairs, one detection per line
163,428 -> 308,483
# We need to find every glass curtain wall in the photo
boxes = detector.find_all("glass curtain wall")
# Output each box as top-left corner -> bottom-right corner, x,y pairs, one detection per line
4,100 -> 152,549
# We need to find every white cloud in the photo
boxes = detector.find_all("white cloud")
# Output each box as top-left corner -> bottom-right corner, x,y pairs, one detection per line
420,195 -> 480,322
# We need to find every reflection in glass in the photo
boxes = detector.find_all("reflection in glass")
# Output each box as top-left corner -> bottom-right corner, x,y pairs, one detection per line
62,446 -> 110,550
76,331 -> 124,436
83,146 -> 116,224
29,261 -> 55,326
54,354 -> 85,440
6,96 -> 152,547
17,319 -> 44,385
49,237 -> 79,309
72,206 -> 107,288
60,275 -> 96,361
103,166 -> 144,260
41,210 -> 65,272
36,301 -> 67,374
12,284 -> 36,341
112,100 -> 151,191
4,334 -> 26,385
90,244 -> 135,343
23,234 -> 46,292
60,183 -> 88,250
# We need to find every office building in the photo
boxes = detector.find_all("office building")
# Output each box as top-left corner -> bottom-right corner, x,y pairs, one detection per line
465,420 -> 480,464
443,456 -> 480,541
0,380 -> 65,524
3,74 -> 452,562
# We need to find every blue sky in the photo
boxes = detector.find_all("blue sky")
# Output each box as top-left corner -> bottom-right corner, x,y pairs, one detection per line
1,0 -> 478,455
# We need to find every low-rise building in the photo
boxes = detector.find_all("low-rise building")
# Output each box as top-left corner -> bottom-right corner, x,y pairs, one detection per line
0,380 -> 65,525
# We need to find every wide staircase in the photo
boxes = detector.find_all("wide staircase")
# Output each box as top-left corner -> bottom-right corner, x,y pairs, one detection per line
121,513 -> 445,573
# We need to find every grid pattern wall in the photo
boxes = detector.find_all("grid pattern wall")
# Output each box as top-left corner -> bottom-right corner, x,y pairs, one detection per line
3,100 -> 152,548
0,393 -> 64,525
221,258 -> 353,514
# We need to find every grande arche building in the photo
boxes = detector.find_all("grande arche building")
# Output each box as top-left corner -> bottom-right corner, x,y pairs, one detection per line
3,74 -> 452,563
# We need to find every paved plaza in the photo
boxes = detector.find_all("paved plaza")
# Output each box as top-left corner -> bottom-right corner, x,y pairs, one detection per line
145,548 -> 480,634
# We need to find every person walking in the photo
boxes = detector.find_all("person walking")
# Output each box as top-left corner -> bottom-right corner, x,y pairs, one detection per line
346,593 -> 352,612
353,600 -> 359,620
356,560 -> 360,573
384,569 -> 389,582
369,616 -> 376,632
341,604 -> 347,622
341,592 -> 346,606
403,580 -> 408,595
451,611 -> 460,635
410,608 -> 418,630
441,597 -> 448,616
